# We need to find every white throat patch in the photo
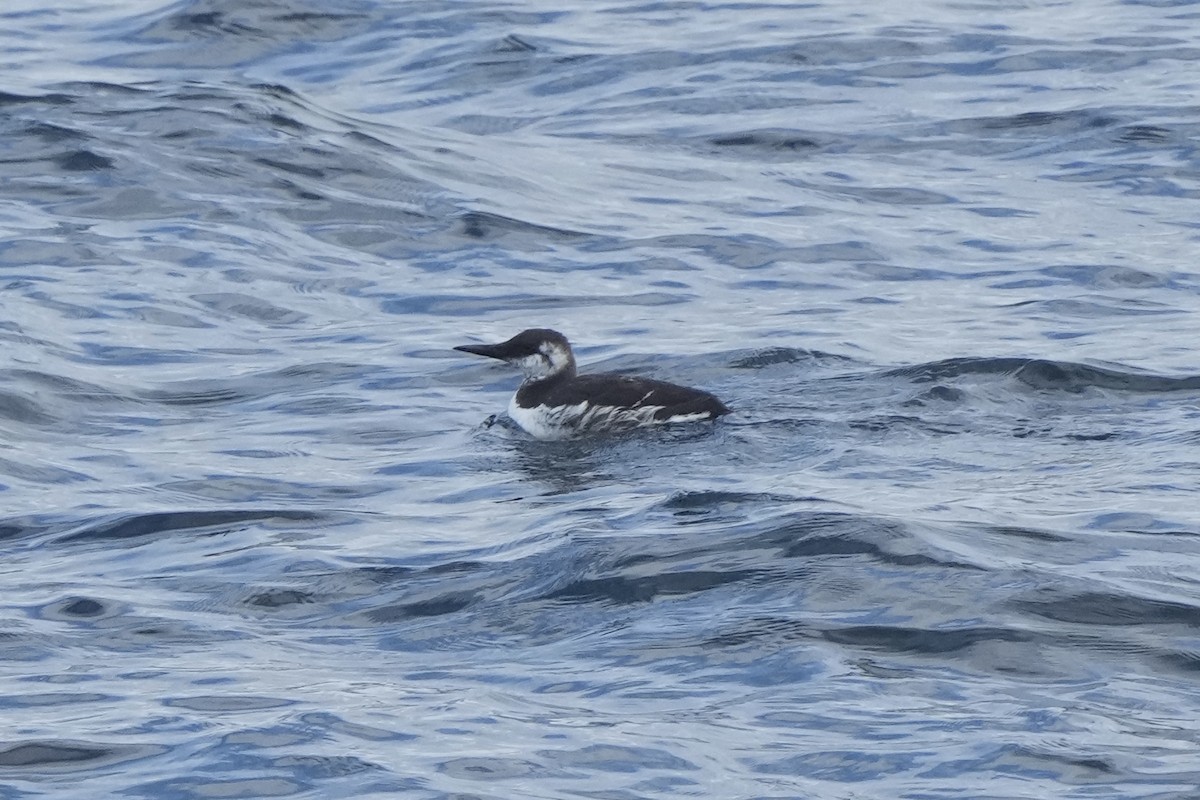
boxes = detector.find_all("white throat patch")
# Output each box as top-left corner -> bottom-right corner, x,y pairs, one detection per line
541,341 -> 572,374
513,341 -> 571,379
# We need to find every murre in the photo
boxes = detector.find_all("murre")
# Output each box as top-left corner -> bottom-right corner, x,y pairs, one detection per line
454,328 -> 730,440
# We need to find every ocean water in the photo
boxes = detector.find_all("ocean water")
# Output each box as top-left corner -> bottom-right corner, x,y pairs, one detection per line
3,0 -> 1200,797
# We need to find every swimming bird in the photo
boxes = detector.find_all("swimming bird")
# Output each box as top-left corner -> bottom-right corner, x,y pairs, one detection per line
454,328 -> 730,440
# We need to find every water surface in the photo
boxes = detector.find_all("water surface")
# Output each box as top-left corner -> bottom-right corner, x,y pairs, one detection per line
3,0 -> 1200,797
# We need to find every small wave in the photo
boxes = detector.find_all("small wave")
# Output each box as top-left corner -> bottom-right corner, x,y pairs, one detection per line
660,490 -> 805,510
707,129 -> 823,154
138,362 -> 367,406
886,356 -> 1200,393
0,390 -> 59,426
458,210 -> 592,243
383,291 -> 688,316
728,347 -> 854,370
0,740 -> 166,772
56,508 -> 326,544
545,569 -> 761,605
0,90 -> 73,106
1012,590 -> 1200,627
955,108 -> 1120,135
821,623 -> 1033,654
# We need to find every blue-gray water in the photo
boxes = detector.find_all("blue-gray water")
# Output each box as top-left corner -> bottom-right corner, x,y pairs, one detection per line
3,0 -> 1200,797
